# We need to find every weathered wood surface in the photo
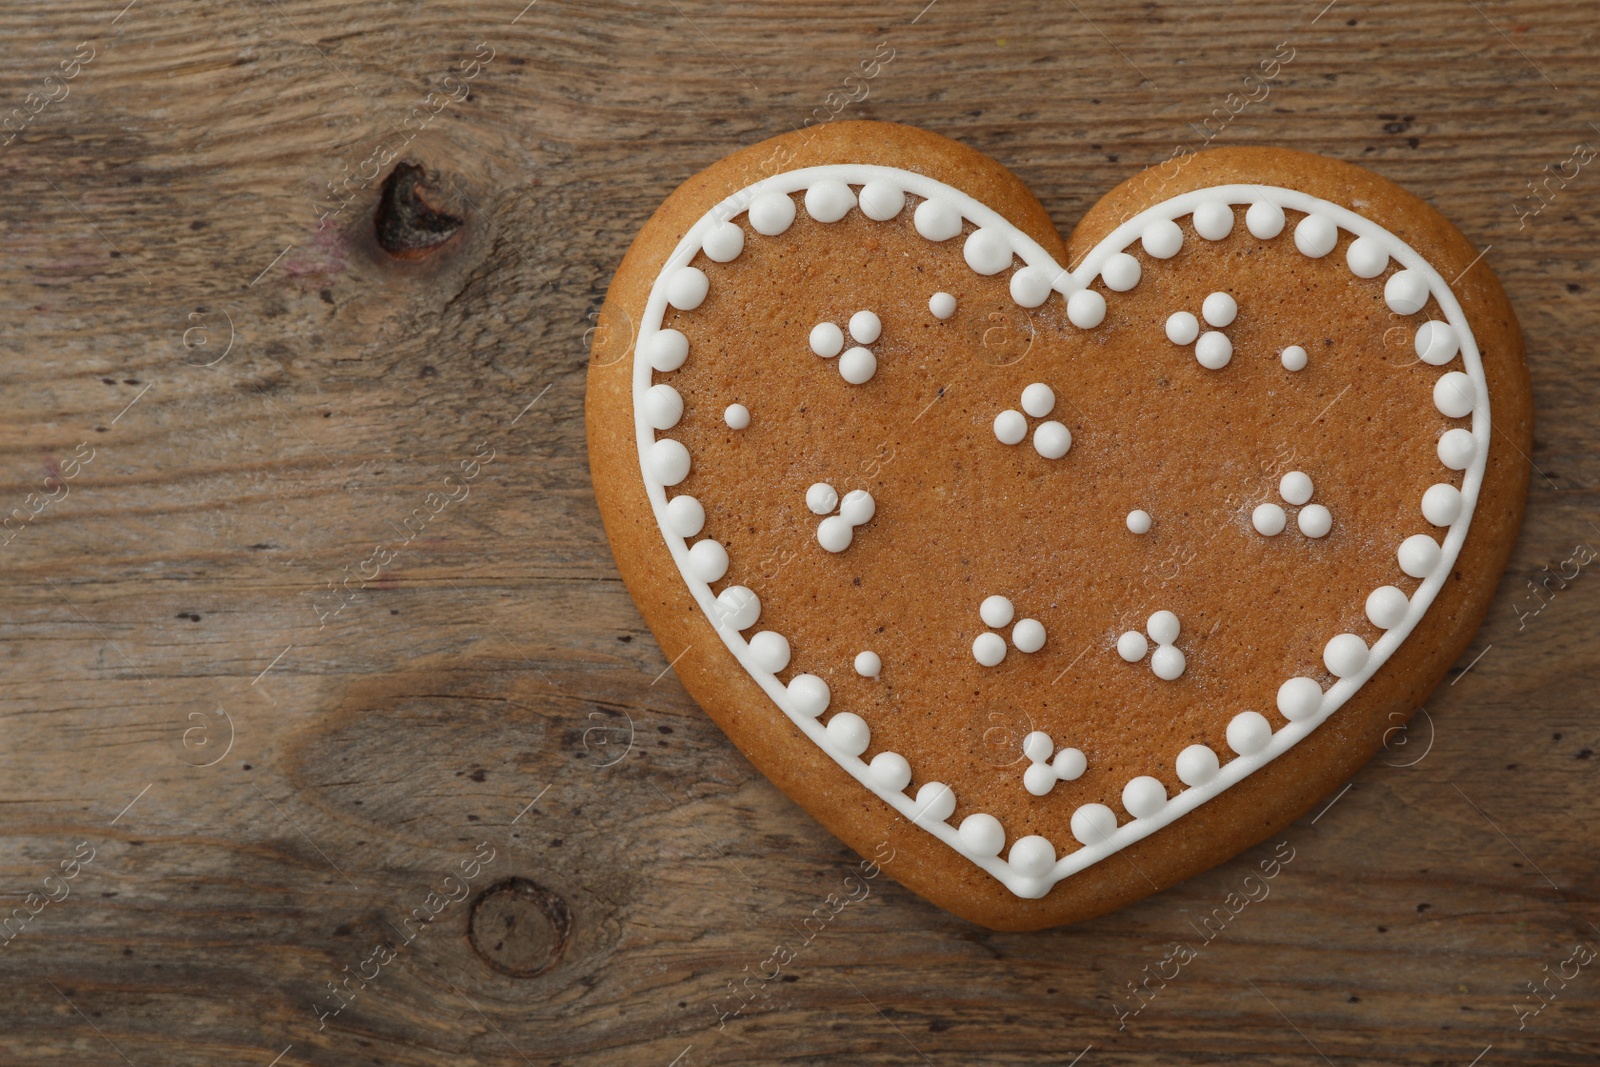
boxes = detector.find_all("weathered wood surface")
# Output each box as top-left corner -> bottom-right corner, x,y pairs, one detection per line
1,1 -> 1596,1063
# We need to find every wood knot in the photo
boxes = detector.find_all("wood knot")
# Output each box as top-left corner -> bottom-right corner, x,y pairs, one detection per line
374,162 -> 464,259
467,877 -> 571,977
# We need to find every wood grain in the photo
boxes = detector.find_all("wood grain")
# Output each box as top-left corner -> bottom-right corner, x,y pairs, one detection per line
0,0 -> 1595,1063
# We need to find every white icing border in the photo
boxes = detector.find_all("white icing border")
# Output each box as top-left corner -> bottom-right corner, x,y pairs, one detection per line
630,164 -> 1490,898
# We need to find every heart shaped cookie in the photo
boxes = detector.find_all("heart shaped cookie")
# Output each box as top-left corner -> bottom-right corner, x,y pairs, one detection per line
587,121 -> 1530,930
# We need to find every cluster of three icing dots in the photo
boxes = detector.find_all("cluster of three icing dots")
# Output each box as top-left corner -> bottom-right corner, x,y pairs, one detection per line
806,481 -> 875,553
810,309 -> 882,385
993,383 -> 1072,459
1252,470 -> 1332,539
971,595 -> 1046,666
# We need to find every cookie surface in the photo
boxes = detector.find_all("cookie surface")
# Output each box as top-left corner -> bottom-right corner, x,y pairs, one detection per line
586,121 -> 1530,931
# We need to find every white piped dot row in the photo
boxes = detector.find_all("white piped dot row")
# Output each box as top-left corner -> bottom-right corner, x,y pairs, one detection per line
972,595 -> 1046,666
865,750 -> 961,837
993,383 -> 1072,459
1117,609 -> 1185,680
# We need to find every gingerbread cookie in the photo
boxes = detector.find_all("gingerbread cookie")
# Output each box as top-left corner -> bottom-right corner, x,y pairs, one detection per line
586,121 -> 1531,931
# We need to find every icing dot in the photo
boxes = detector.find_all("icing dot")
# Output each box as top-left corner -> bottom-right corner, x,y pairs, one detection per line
702,220 -> 744,263
1012,618 -> 1046,654
839,346 -> 877,385
1279,471 -> 1314,506
1067,289 -> 1107,329
1434,371 -> 1475,418
1010,266 -> 1054,308
1245,199 -> 1286,239
854,650 -> 881,678
1021,383 -> 1056,418
1022,730 -> 1053,764
825,712 -> 871,757
1012,876 -> 1052,901
663,495 -> 705,538
980,595 -> 1015,628
1438,428 -> 1476,470
1201,292 -> 1237,328
649,439 -> 691,486
686,538 -> 728,583
1070,804 -> 1119,846
747,192 -> 796,236
1195,331 -> 1233,369
1277,676 -> 1324,721
1126,509 -> 1152,534
957,814 -> 1006,858
1147,610 -> 1179,645
1415,321 -> 1460,366
1165,311 -> 1200,345
857,180 -> 905,221
1023,762 -> 1056,797
915,195 -> 960,244
972,632 -> 1007,667
647,329 -> 690,372
749,630 -> 791,673
809,322 -> 844,358
1323,634 -> 1370,678
1384,269 -> 1430,315
1101,252 -> 1142,292
1052,747 -> 1086,780
1366,586 -> 1410,630
666,266 -> 709,310
1192,200 -> 1234,241
786,674 -> 830,717
1117,630 -> 1148,662
913,782 -> 957,824
723,403 -> 750,430
1176,744 -> 1220,787
1293,214 -> 1338,258
643,383 -> 684,430
1280,345 -> 1308,371
1346,235 -> 1388,278
913,198 -> 963,242
964,228 -> 1013,275
839,489 -> 875,526
1009,835 -> 1056,877
1421,483 -> 1463,526
929,292 -> 957,319
1297,504 -> 1332,538
869,750 -> 911,792
1226,711 -> 1273,756
1033,421 -> 1072,459
849,310 -> 882,345
1253,502 -> 1287,536
715,586 -> 760,631
804,180 -> 855,223
1150,644 -> 1186,681
806,482 -> 838,515
1122,776 -> 1168,819
817,515 -> 853,553
1141,219 -> 1183,259
1398,533 -> 1442,578
993,409 -> 1027,446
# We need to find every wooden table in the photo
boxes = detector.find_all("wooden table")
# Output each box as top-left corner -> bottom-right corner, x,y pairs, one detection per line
2,1 -> 1596,1063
